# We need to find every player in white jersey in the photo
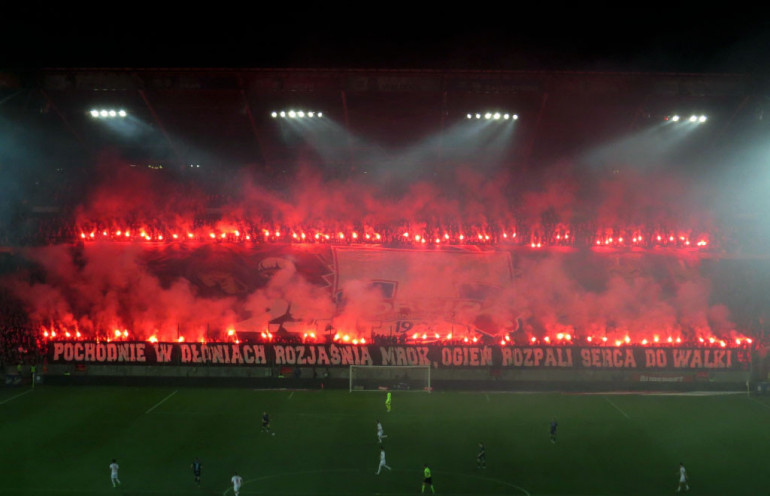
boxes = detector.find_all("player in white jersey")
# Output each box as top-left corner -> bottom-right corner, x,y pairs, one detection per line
109,459 -> 121,487
677,462 -> 690,492
231,472 -> 243,496
376,446 -> 392,474
377,419 -> 388,443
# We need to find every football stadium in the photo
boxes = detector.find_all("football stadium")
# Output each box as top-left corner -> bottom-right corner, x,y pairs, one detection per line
2,17 -> 770,496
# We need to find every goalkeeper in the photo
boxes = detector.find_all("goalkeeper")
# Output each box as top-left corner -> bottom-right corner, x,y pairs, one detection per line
385,392 -> 392,413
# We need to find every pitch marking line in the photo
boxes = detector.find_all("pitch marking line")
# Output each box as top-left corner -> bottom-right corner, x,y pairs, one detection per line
288,391 -> 294,400
603,396 -> 630,419
0,389 -> 32,405
448,471 -> 531,496
221,468 -> 530,496
748,396 -> 770,410
145,390 -> 178,414
486,394 -> 490,402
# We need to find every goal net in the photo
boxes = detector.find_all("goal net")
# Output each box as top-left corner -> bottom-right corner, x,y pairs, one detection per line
349,365 -> 431,392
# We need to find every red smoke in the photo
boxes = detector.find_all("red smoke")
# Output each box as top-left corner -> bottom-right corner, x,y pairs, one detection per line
2,159 -> 741,344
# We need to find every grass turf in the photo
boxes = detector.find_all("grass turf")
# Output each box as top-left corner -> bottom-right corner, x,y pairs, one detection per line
1,386 -> 769,495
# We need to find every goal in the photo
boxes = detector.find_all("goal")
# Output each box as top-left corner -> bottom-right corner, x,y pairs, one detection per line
349,365 -> 431,392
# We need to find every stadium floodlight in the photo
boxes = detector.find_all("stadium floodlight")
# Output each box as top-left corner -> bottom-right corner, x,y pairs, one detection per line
274,109 -> 323,119
475,113 -> 481,119
503,113 -> 510,120
484,112 -> 492,120
467,113 -> 472,119
699,115 -> 707,123
90,108 -> 128,119
493,112 -> 501,120
689,115 -> 698,122
672,115 -> 680,122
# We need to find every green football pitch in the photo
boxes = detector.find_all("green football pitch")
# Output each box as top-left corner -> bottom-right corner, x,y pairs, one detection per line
1,385 -> 769,496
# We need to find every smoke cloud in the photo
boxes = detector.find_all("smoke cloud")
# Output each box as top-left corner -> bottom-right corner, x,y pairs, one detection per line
1,155 -> 740,342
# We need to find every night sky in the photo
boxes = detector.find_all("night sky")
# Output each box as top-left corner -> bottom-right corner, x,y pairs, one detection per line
4,7 -> 770,73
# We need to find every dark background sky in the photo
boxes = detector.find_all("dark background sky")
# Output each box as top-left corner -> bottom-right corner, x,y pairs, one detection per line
4,7 -> 770,73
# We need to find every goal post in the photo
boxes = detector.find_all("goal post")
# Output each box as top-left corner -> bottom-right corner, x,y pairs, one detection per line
349,365 -> 431,392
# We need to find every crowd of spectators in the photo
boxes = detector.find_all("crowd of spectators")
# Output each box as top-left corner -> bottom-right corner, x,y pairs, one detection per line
0,291 -> 43,369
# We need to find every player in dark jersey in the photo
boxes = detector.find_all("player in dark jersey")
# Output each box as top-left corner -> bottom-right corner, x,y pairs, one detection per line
191,458 -> 201,485
262,411 -> 273,434
477,442 -> 486,469
550,418 -> 558,444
